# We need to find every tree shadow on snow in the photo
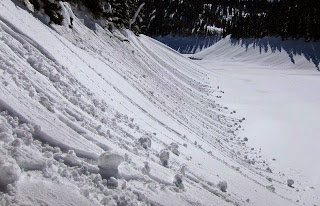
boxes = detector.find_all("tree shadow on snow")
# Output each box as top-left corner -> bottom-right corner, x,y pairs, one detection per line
230,37 -> 320,71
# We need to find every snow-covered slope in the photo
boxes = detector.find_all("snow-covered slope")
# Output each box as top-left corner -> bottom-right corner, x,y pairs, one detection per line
191,35 -> 320,71
191,36 -> 320,206
0,1 -> 318,206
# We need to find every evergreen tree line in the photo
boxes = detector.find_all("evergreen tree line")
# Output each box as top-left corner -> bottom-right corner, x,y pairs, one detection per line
143,0 -> 320,42
26,0 -> 146,33
25,0 -> 320,41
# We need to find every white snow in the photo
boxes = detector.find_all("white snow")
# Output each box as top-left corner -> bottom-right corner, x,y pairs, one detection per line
98,151 -> 124,179
192,35 -> 320,205
0,1 -> 319,206
217,181 -> 228,192
0,153 -> 21,189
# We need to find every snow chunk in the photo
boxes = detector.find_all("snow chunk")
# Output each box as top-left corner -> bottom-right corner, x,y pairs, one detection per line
169,142 -> 180,156
217,181 -> 228,192
118,163 -> 146,181
98,151 -> 124,178
266,185 -> 276,192
138,135 -> 151,149
159,150 -> 170,167
107,177 -> 118,189
174,174 -> 184,190
287,179 -> 294,187
0,155 -> 21,189
171,148 -> 180,156
0,132 -> 14,143
13,145 -> 47,171
170,142 -> 179,149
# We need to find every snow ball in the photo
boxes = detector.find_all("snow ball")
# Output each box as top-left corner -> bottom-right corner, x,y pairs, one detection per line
138,135 -> 151,149
159,150 -> 170,167
287,179 -> 294,187
107,177 -> 118,189
0,156 -> 21,189
244,137 -> 248,141
98,151 -> 124,178
217,181 -> 228,192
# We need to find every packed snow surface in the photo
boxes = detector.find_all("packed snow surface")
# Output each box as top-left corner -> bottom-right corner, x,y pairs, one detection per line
0,1 -> 319,206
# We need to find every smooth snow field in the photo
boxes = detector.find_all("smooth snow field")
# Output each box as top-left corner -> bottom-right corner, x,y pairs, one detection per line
0,1 -> 319,206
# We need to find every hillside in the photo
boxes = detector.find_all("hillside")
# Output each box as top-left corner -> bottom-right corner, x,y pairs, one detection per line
0,1 -> 319,206
191,36 -> 320,70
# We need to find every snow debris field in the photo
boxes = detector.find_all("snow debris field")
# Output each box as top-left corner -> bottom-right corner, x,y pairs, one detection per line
0,1 -> 319,206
